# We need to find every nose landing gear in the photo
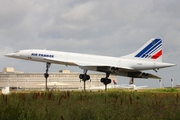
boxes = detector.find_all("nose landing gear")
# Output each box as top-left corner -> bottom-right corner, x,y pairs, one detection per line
44,62 -> 51,90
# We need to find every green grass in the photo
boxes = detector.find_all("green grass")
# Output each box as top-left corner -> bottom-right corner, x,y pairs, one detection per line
0,88 -> 180,120
145,88 -> 179,92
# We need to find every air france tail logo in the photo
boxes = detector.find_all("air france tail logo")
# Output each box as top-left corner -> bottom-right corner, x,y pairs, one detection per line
113,80 -> 117,85
135,39 -> 162,59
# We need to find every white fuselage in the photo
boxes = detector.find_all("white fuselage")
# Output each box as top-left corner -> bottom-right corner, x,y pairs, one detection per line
6,49 -> 174,71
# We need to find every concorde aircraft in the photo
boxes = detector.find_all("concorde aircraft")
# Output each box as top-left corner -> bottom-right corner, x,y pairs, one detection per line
5,38 -> 175,86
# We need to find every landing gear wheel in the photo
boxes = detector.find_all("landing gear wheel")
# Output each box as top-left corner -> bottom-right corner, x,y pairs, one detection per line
44,62 -> 51,90
100,73 -> 112,91
100,78 -> 111,84
79,70 -> 91,91
79,74 -> 90,81
44,73 -> 49,78
79,74 -> 83,79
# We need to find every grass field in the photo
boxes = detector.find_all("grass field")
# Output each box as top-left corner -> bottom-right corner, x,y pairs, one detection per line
0,88 -> 180,120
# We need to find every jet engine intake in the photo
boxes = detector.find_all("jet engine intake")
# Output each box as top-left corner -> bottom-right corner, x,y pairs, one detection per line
127,72 -> 149,79
141,72 -> 149,78
110,67 -> 119,73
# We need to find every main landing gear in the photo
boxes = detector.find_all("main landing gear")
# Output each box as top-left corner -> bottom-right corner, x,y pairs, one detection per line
79,70 -> 90,91
44,62 -> 51,90
100,73 -> 111,91
79,70 -> 112,91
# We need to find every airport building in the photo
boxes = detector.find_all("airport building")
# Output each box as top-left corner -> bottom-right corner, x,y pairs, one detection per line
0,67 -> 117,90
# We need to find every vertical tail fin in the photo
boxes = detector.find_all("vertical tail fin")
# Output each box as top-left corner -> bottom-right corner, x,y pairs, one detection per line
121,38 -> 162,61
113,80 -> 117,85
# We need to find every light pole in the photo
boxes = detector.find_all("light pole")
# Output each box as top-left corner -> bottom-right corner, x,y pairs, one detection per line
16,79 -> 19,89
171,79 -> 173,88
25,78 -> 29,90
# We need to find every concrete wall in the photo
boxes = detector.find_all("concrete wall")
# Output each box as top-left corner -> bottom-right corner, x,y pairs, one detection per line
0,72 -> 117,89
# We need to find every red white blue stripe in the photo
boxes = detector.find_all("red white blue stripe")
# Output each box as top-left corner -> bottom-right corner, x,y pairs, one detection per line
135,39 -> 162,59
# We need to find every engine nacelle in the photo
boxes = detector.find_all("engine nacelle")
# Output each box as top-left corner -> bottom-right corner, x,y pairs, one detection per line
141,72 -> 149,78
110,67 -> 119,73
127,72 -> 149,79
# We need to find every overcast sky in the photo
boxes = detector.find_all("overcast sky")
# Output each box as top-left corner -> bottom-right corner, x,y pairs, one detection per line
0,0 -> 179,88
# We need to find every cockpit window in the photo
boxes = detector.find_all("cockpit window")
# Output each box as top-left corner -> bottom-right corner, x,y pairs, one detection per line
15,51 -> 20,53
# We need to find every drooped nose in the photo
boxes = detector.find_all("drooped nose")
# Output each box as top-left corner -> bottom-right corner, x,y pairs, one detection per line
5,53 -> 16,57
